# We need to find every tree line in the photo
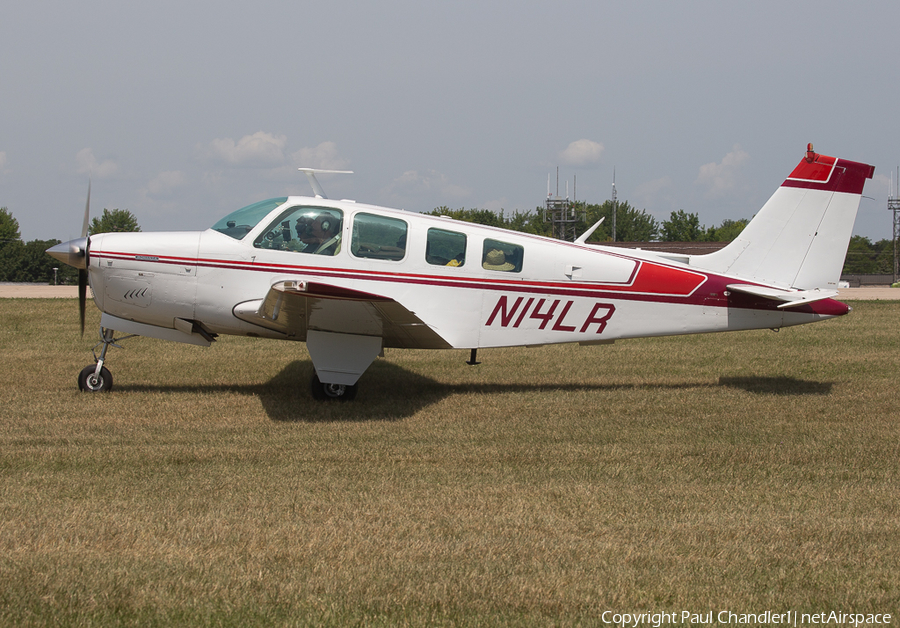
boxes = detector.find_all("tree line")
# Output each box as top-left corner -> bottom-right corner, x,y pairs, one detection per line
841,235 -> 895,274
427,203 -> 893,275
1,200 -> 892,283
0,207 -> 140,284
428,202 -> 748,243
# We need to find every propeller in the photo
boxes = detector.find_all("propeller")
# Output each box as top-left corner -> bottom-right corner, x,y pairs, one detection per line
78,181 -> 90,335
46,180 -> 92,335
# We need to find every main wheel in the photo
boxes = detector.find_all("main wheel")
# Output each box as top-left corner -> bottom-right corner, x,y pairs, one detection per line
78,364 -> 113,392
310,372 -> 357,401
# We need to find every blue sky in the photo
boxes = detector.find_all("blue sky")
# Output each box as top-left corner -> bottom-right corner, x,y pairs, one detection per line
2,0 -> 898,242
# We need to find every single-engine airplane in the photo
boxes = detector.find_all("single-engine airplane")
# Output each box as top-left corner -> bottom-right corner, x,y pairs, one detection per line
48,145 -> 874,399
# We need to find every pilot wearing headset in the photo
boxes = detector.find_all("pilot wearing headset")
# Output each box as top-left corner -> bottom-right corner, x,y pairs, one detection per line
295,212 -> 341,255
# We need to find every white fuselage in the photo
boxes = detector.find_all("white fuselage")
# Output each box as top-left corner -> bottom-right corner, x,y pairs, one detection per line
85,198 -> 843,352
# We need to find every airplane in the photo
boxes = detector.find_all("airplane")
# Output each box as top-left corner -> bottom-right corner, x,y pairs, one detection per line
48,144 -> 874,400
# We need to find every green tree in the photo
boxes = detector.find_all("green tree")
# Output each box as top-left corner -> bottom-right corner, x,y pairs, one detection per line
582,200 -> 658,242
0,238 -> 79,283
660,212 -> 748,242
661,210 -> 703,242
705,218 -> 748,242
503,208 -> 551,236
89,208 -> 141,235
842,236 -> 876,274
19,240 -> 78,283
427,200 -> 658,242
841,236 -> 894,274
873,239 -> 894,273
0,207 -> 21,245
0,240 -> 23,281
426,207 -> 505,228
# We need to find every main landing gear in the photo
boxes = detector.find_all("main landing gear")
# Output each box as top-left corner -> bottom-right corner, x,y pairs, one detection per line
77,325 -> 362,400
77,327 -> 136,393
310,372 -> 358,401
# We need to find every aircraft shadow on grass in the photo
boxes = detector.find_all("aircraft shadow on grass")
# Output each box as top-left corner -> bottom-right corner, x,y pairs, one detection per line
718,376 -> 833,396
117,360 -> 834,423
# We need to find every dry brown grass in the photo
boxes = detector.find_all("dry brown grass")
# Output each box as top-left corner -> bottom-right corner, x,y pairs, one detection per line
1,299 -> 898,626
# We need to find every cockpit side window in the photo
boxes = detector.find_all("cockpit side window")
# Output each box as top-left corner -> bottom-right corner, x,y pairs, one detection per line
211,197 -> 288,240
426,228 -> 466,267
482,238 -> 523,272
351,213 -> 408,261
253,207 -> 344,256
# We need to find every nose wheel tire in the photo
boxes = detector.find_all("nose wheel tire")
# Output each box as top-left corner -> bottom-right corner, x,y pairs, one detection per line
78,364 -> 113,392
311,372 -> 357,401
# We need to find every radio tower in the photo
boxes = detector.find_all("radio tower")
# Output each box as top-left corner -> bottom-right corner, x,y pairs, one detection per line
890,167 -> 900,283
611,169 -> 617,242
543,168 -> 584,241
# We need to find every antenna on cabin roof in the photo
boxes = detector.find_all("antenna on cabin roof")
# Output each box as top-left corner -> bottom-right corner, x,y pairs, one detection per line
297,168 -> 353,199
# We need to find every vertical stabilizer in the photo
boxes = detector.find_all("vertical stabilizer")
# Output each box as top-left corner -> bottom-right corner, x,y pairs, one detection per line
692,145 -> 874,290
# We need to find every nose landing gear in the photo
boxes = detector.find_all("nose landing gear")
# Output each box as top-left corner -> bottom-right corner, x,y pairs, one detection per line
77,327 -> 136,393
78,363 -> 112,392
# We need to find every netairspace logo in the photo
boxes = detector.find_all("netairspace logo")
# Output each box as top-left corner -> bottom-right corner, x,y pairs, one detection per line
599,610 -> 893,627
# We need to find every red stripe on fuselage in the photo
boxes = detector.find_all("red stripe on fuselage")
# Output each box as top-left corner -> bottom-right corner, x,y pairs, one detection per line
90,247 -> 844,315
93,248 -> 708,299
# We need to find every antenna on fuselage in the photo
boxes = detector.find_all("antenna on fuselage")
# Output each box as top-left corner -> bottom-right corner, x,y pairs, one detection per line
575,217 -> 605,245
297,168 -> 353,199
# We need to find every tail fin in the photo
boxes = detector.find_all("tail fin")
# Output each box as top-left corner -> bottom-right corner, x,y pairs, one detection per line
693,145 -> 874,290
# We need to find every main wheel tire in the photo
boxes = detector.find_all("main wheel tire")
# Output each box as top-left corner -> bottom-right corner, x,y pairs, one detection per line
78,364 -> 113,392
310,372 -> 357,401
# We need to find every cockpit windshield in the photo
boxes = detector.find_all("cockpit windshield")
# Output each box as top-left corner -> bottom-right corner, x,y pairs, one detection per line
210,197 -> 288,240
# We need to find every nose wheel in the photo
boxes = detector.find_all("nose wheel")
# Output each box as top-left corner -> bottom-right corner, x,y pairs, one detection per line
77,327 -> 136,393
78,364 -> 113,392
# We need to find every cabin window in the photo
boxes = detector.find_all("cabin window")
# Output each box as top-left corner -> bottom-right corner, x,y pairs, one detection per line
253,206 -> 344,256
426,228 -> 466,267
351,213 -> 408,261
482,238 -> 523,272
211,197 -> 288,240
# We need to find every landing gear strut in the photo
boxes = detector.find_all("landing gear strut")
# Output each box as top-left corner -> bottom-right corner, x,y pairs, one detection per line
77,327 -> 135,393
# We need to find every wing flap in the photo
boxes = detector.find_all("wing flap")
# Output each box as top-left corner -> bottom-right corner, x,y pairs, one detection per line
233,279 -> 452,349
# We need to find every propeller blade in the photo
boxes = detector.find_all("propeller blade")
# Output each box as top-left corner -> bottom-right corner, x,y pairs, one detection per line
78,269 -> 87,336
81,179 -> 91,238
46,180 -> 93,335
79,180 -> 90,335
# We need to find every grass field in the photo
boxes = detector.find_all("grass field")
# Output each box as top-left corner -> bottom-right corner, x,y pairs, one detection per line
1,299 -> 898,626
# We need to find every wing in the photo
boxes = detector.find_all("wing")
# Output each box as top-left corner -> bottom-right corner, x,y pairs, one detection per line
232,279 -> 452,349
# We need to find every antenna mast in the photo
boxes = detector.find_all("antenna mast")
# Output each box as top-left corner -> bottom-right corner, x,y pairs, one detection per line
543,169 -> 584,242
890,166 -> 900,284
611,168 -> 617,242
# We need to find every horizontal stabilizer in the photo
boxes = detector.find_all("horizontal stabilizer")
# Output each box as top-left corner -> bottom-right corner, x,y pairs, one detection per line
727,284 -> 838,309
